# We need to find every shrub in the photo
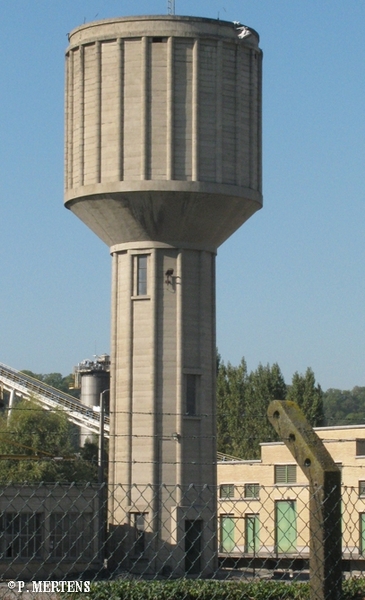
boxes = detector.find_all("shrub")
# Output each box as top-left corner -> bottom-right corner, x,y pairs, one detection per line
65,578 -> 310,600
64,576 -> 365,600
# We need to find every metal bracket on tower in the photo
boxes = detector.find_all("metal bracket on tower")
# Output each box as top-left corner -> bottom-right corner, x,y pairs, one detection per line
267,400 -> 342,600
167,0 -> 175,15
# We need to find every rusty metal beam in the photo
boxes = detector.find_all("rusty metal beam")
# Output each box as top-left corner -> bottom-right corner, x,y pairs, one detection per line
267,400 -> 342,600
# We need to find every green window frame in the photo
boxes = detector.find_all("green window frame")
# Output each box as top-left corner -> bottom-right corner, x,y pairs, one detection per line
245,514 -> 260,554
275,500 -> 297,553
220,514 -> 235,553
219,484 -> 234,499
274,464 -> 297,484
244,483 -> 260,499
360,513 -> 365,555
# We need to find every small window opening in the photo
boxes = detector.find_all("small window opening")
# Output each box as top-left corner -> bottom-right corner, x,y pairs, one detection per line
133,513 -> 146,555
185,374 -> 197,416
356,439 -> 365,457
137,255 -> 147,296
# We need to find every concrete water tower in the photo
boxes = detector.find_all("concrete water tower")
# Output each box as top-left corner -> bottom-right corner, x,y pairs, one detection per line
65,15 -> 262,575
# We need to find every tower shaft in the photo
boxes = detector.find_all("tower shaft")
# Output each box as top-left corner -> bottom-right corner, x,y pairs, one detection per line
109,243 -> 216,493
108,243 -> 217,573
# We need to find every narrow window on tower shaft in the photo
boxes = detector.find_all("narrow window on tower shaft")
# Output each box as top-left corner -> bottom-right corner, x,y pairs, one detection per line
185,374 -> 199,416
137,255 -> 148,296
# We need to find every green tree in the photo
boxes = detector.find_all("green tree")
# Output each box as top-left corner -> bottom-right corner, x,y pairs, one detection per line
323,387 -> 365,426
287,367 -> 324,427
216,358 -> 287,459
0,399 -> 97,483
216,356 -> 248,457
20,370 -> 80,399
241,362 -> 287,459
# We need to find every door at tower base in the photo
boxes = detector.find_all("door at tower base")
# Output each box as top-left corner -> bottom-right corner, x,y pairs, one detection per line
107,488 -> 217,576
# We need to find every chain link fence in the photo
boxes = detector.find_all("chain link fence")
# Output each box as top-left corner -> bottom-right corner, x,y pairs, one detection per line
0,482 -> 363,591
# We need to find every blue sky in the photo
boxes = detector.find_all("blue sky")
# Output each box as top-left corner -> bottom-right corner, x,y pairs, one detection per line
0,1 -> 364,391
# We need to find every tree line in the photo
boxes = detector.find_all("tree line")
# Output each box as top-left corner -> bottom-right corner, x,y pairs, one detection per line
217,356 -> 325,459
217,356 -> 365,459
0,363 -> 363,480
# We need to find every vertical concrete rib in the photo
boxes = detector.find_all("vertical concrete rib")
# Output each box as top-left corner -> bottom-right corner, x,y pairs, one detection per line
141,36 -> 148,180
236,45 -> 243,187
248,48 -> 253,190
210,254 -> 217,489
192,39 -> 199,181
151,249 -> 158,482
79,45 -> 85,186
166,36 -> 174,180
126,251 -> 133,502
257,52 -> 263,194
151,249 -> 159,550
251,51 -> 258,191
175,249 -> 183,502
109,252 -> 119,500
65,53 -> 71,189
216,40 -> 223,183
117,38 -> 124,181
68,51 -> 74,188
95,41 -> 102,183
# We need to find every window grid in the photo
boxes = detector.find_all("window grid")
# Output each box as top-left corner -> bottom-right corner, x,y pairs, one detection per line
50,513 -> 93,560
274,464 -> 297,484
244,483 -> 260,499
219,484 -> 235,499
1,513 -> 42,559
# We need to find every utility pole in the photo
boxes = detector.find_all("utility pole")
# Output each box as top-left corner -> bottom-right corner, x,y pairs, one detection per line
98,388 -> 109,566
98,389 -> 109,485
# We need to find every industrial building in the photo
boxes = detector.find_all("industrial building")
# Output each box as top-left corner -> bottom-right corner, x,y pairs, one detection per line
217,424 -> 365,570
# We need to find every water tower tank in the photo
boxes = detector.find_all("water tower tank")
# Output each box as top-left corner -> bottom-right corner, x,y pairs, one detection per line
65,15 -> 262,576
65,16 -> 262,249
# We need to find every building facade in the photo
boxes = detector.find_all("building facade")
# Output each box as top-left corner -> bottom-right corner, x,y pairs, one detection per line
217,425 -> 365,565
0,485 -> 100,580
